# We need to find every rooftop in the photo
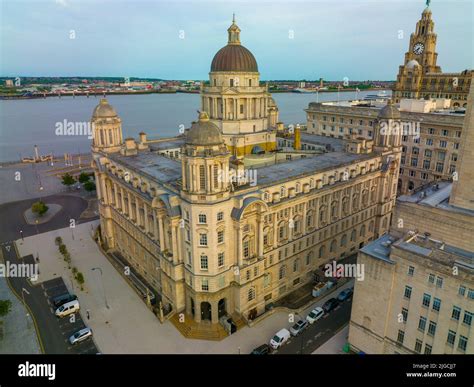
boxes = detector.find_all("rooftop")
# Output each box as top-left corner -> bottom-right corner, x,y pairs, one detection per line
360,234 -> 397,263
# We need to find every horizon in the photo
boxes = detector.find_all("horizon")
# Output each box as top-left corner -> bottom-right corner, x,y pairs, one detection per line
1,0 -> 472,80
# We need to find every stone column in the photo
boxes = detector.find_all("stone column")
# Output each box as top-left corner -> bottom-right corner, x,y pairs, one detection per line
302,202 -> 307,234
113,183 -> 119,209
144,204 -> 149,234
257,217 -> 264,257
315,198 -> 320,229
153,211 -> 158,242
236,226 -> 243,266
120,187 -> 126,214
100,175 -> 108,203
211,301 -> 219,324
158,214 -> 165,251
127,191 -> 133,219
135,198 -> 141,227
171,223 -> 178,263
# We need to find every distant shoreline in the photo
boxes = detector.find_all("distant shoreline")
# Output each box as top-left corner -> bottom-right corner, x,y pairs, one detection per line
0,87 -> 389,100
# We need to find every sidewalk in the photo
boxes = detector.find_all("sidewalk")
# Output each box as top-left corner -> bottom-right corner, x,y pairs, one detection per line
312,324 -> 349,354
16,221 -> 354,354
0,276 -> 41,354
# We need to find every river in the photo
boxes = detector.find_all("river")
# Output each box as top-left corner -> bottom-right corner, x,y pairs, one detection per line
0,90 -> 390,162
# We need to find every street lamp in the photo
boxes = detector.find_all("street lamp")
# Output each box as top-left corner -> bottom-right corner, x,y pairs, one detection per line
19,230 -> 24,241
34,219 -> 39,235
21,288 -> 31,326
91,267 -> 109,309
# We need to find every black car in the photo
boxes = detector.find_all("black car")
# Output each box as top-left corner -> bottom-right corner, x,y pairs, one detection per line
250,344 -> 271,355
52,293 -> 77,308
322,298 -> 339,313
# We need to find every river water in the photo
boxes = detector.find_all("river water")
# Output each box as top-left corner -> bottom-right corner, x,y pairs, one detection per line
0,90 -> 389,162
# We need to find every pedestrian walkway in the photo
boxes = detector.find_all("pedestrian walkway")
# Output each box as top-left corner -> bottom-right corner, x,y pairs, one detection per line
0,276 -> 41,354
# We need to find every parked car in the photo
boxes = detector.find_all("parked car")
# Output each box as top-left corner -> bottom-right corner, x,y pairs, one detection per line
306,307 -> 324,324
69,327 -> 92,345
250,344 -> 271,355
337,288 -> 354,302
290,319 -> 308,336
52,293 -> 77,308
55,300 -> 80,318
269,328 -> 291,349
322,298 -> 339,313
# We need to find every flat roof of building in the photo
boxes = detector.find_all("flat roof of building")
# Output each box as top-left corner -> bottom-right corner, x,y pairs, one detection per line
360,234 -> 397,263
148,137 -> 185,151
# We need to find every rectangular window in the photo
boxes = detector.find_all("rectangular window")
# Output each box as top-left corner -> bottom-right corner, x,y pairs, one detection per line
217,230 -> 224,244
414,339 -> 422,353
468,288 -> 474,299
198,214 -> 207,224
426,138 -> 433,146
432,298 -> 441,312
202,279 -> 209,291
217,211 -> 224,221
397,330 -> 405,344
418,316 -> 427,332
427,321 -> 436,336
428,273 -> 435,284
439,140 -> 447,148
436,276 -> 444,288
199,233 -> 208,246
424,344 -> 432,354
213,164 -> 219,187
463,311 -> 473,326
404,286 -> 412,299
401,308 -> 408,323
243,240 -> 250,258
459,285 -> 466,296
200,255 -> 208,270
458,336 -> 468,352
447,330 -> 456,346
218,252 -> 224,267
452,306 -> 461,321
422,293 -> 431,308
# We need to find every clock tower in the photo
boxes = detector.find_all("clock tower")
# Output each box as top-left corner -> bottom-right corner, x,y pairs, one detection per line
403,6 -> 441,74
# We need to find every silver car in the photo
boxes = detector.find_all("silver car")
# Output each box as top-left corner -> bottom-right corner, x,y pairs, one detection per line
69,327 -> 93,345
289,320 -> 308,336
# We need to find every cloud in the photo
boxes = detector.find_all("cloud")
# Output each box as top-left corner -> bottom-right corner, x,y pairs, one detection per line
55,0 -> 69,7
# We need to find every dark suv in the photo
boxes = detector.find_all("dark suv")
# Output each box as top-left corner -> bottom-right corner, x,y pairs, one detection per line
250,344 -> 271,355
52,293 -> 77,308
322,298 -> 339,313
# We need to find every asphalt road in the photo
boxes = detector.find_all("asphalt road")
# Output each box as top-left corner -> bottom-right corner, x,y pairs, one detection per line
275,297 -> 352,354
1,244 -> 98,354
0,193 -> 95,243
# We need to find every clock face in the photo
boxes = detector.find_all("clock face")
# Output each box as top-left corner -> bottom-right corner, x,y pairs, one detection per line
413,42 -> 424,55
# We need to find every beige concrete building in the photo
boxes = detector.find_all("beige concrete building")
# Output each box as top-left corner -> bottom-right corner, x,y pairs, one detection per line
90,18 -> 405,332
348,83 -> 474,354
306,99 -> 465,194
392,5 -> 473,107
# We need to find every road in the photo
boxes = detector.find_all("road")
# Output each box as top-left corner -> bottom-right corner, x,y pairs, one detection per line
0,193 -> 96,243
276,298 -> 352,354
1,243 -> 98,354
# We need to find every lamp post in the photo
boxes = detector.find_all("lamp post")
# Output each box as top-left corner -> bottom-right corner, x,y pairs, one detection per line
21,288 -> 31,326
20,230 -> 24,241
91,267 -> 109,309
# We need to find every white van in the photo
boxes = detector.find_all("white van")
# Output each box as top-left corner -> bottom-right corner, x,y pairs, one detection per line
55,300 -> 80,318
269,328 -> 291,349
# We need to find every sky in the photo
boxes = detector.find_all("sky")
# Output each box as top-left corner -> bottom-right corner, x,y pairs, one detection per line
0,0 -> 472,80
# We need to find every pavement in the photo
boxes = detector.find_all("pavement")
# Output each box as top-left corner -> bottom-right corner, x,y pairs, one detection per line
14,220 -> 355,354
0,156 -> 92,205
0,275 -> 41,354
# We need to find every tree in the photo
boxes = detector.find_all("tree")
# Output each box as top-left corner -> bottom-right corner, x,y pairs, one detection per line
78,172 -> 90,183
0,300 -> 12,318
55,236 -> 62,246
59,244 -> 67,256
76,272 -> 84,285
61,173 -> 75,188
84,181 -> 96,192
31,201 -> 49,217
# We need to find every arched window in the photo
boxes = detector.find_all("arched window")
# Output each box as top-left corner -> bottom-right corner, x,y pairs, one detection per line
248,287 -> 255,301
330,239 -> 337,252
319,205 -> 327,224
279,265 -> 286,280
341,234 -> 347,247
351,229 -> 356,242
369,220 -> 374,232
278,222 -> 286,241
293,258 -> 300,272
319,245 -> 326,259
331,201 -> 338,218
362,190 -> 368,206
342,197 -> 349,215
306,211 -> 313,228
306,251 -> 313,265
360,225 -> 366,237
382,217 -> 388,229
352,194 -> 359,210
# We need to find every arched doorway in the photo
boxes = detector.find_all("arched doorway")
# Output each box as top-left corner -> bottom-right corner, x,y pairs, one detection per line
201,302 -> 212,321
218,298 -> 226,318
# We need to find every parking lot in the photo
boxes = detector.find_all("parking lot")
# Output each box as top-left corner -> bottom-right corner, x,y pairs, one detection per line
42,277 -> 99,354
